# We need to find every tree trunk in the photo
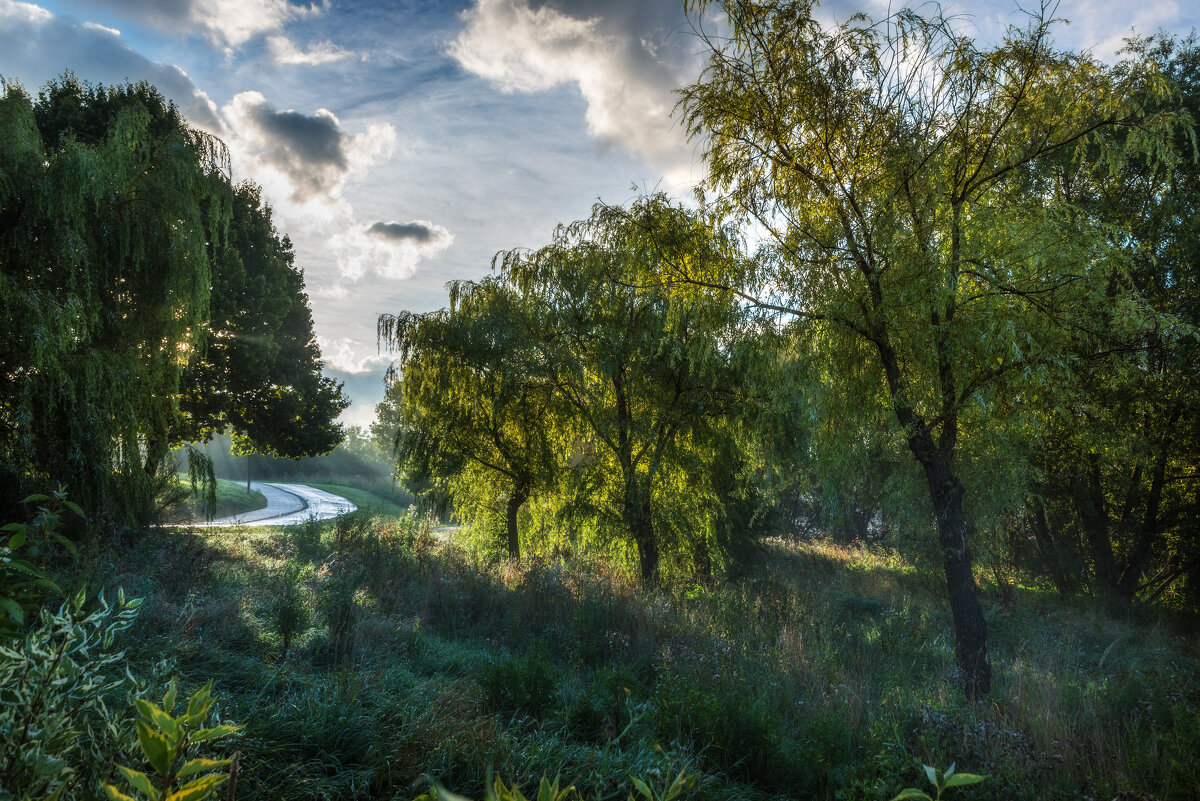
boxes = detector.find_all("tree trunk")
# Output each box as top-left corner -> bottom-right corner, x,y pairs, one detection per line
1072,454 -> 1120,597
505,483 -> 528,561
144,437 -> 165,477
918,451 -> 992,700
624,479 -> 658,586
1029,500 -> 1072,595
1117,443 -> 1169,600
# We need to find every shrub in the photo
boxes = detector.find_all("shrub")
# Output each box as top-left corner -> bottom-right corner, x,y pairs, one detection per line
480,641 -> 557,719
0,588 -> 141,800
103,679 -> 241,801
269,564 -> 311,659
320,569 -> 364,661
1,489 -> 80,636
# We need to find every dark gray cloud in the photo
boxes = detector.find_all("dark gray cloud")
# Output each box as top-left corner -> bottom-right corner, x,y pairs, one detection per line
246,102 -> 348,171
366,220 -> 442,244
0,3 -> 224,132
225,90 -> 394,203
225,91 -> 356,201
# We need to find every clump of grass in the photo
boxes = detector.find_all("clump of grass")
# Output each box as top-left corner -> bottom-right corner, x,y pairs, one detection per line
269,563 -> 312,660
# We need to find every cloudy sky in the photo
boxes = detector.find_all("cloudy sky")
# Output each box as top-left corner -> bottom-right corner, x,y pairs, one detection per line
2,0 -> 1196,425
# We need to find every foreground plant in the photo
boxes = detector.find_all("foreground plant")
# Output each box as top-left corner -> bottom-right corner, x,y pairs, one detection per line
415,769 -> 696,801
103,680 -> 240,801
0,489 -> 80,635
0,588 -> 140,800
890,763 -> 985,801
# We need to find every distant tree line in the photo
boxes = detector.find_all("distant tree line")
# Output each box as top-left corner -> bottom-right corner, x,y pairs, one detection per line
381,2 -> 1199,701
0,76 -> 347,528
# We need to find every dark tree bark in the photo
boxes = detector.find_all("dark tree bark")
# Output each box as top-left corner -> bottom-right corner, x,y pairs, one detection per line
910,440 -> 992,700
1029,500 -> 1073,595
505,482 -> 529,561
1117,443 -> 1169,600
1073,454 -> 1120,596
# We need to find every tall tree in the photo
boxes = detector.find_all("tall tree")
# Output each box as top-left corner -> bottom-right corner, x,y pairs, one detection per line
180,182 -> 348,460
0,77 -> 230,525
678,1 -> 1187,697
496,196 -> 749,584
0,76 -> 347,524
1027,35 -> 1200,607
380,279 -> 557,559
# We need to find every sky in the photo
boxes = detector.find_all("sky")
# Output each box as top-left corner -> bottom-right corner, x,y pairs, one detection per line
2,0 -> 1197,426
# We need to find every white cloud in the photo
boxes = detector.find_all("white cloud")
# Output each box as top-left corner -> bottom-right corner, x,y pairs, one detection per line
63,0 -> 326,49
449,0 -> 702,188
266,34 -> 354,65
330,220 -> 453,283
80,19 -> 119,34
0,0 -> 51,23
0,0 -> 224,132
317,337 -> 394,374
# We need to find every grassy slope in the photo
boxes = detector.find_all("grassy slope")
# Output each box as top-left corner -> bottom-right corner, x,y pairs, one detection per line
164,476 -> 267,523
88,516 -> 1200,801
306,482 -> 410,517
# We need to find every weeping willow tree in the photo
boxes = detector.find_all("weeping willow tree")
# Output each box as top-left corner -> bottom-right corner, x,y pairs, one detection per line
0,77 -> 230,525
677,0 -> 1190,697
494,196 -> 757,584
379,278 -> 559,559
0,75 -> 346,527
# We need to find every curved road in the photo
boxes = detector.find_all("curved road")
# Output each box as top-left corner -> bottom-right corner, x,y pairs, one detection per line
201,482 -> 356,527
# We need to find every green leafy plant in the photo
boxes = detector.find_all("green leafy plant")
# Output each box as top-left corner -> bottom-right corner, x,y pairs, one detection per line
890,763 -> 985,801
0,588 -> 141,801
414,770 -> 695,801
268,564 -> 311,660
103,679 -> 241,801
1,489 -> 80,635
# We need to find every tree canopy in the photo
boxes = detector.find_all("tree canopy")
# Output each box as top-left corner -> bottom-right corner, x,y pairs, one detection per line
0,76 -> 346,525
676,0 -> 1193,697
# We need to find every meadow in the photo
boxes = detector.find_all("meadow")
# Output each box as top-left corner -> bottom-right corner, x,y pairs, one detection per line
55,503 -> 1200,801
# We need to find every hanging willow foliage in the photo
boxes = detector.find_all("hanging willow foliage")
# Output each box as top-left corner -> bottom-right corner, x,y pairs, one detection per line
0,77 -> 233,526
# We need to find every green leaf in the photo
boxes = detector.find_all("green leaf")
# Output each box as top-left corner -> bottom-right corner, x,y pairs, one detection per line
32,753 -> 66,776
102,785 -> 139,801
7,530 -> 25,549
923,765 -> 938,787
165,774 -> 226,801
189,724 -> 239,743
890,791 -> 933,801
177,758 -> 231,779
63,500 -> 86,518
0,598 -> 23,624
631,777 -> 652,801
137,719 -> 172,775
136,698 -> 180,742
21,494 -> 51,503
3,559 -> 42,577
163,680 -> 178,715
0,523 -> 26,533
942,773 -> 986,788
117,766 -> 160,801
186,682 -> 212,719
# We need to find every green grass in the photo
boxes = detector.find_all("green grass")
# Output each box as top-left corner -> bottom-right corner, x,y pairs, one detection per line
306,482 -> 410,517
163,475 -> 267,523
53,521 -> 1200,801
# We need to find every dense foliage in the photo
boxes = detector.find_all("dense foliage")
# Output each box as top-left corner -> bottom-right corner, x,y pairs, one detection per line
381,197 -> 775,582
379,2 -> 1200,705
0,77 -> 347,527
